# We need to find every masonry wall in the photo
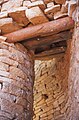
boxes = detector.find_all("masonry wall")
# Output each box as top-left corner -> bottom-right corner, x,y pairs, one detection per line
33,48 -> 70,120
0,39 -> 34,120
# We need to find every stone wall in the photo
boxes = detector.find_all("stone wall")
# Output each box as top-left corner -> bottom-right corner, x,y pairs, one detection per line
33,46 -> 70,120
0,37 -> 34,120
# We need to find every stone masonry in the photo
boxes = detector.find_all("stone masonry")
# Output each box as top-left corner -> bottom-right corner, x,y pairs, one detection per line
0,37 -> 34,120
33,50 -> 69,120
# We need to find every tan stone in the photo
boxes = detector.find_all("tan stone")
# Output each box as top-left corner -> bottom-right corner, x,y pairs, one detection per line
0,18 -> 22,34
0,56 -> 18,67
1,0 -> 23,12
47,2 -> 54,8
54,11 -> 68,19
23,0 -> 31,7
61,1 -> 69,13
9,66 -> 27,79
44,5 -> 60,14
0,36 -> 7,42
9,7 -> 29,27
68,1 -> 77,17
55,0 -> 66,4
0,0 -> 8,5
44,0 -> 54,4
0,70 -> 9,77
0,12 -> 8,19
0,62 -> 9,71
26,6 -> 48,25
27,1 -> 46,11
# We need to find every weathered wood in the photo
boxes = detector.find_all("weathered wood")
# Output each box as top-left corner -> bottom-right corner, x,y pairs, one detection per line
22,31 -> 72,49
35,46 -> 66,59
35,53 -> 64,60
4,17 -> 74,43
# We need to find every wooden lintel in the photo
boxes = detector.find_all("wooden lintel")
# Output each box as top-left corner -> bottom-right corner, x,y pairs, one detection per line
4,17 -> 74,43
22,30 -> 72,49
35,46 -> 66,59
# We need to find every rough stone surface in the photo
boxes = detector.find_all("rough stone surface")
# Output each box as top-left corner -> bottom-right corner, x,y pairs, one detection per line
0,39 -> 34,120
33,42 -> 70,120
0,0 -> 75,34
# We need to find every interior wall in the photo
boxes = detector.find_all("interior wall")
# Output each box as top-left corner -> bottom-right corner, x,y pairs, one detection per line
33,52 -> 69,120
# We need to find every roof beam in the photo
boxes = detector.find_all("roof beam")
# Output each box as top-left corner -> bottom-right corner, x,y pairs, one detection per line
35,46 -> 66,59
4,17 -> 74,43
22,30 -> 72,50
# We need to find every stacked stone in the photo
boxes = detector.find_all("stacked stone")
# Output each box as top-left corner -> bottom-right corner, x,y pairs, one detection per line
0,36 -> 34,120
33,57 -> 68,120
0,0 -> 77,34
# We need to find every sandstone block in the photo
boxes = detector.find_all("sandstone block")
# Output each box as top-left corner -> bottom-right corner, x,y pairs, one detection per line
0,12 -> 8,19
0,62 -> 9,71
54,11 -> 68,19
0,18 -> 22,34
44,5 -> 60,14
27,1 -> 46,11
68,1 -> 77,17
1,0 -> 23,12
55,0 -> 66,4
0,36 -> 7,42
9,7 -> 29,27
61,1 -> 69,13
47,2 -> 54,8
0,56 -> 18,67
26,6 -> 48,25
0,70 -> 9,77
44,0 -> 54,4
23,0 -> 31,7
9,66 -> 27,79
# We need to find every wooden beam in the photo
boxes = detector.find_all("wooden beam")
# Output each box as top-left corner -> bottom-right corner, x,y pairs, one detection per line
4,17 -> 74,43
22,30 -> 72,49
35,53 -> 65,60
35,46 -> 66,59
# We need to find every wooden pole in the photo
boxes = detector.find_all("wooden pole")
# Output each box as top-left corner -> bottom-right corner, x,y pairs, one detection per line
35,46 -> 66,59
4,17 -> 74,43
22,31 -> 72,49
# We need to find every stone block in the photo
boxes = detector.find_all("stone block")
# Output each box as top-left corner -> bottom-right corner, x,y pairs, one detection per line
27,1 -> 46,11
9,7 -> 29,27
26,6 -> 48,25
1,0 -> 23,12
44,5 -> 60,14
0,18 -> 22,34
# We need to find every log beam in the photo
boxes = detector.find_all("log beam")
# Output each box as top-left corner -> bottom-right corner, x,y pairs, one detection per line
4,17 -> 74,43
22,30 -> 72,49
35,46 -> 66,59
